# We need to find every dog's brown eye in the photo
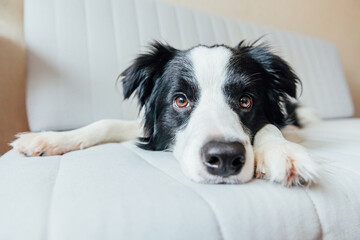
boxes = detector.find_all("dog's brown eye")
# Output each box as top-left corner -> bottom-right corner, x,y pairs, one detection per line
174,95 -> 189,108
239,95 -> 252,109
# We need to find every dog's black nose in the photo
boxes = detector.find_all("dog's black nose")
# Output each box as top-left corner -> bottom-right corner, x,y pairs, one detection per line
201,141 -> 246,177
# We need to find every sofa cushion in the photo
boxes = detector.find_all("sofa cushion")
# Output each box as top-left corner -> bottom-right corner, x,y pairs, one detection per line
1,119 -> 360,240
24,0 -> 353,132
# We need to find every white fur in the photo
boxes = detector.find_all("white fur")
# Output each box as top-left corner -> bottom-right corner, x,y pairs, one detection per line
173,46 -> 254,184
11,120 -> 141,156
254,124 -> 319,186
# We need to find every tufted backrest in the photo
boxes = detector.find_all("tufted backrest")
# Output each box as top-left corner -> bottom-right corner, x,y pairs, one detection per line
24,0 -> 354,131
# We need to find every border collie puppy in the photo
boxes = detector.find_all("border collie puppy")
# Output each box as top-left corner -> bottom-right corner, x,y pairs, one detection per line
11,41 -> 320,186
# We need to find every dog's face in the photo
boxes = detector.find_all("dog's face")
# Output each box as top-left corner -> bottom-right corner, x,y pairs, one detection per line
121,41 -> 299,184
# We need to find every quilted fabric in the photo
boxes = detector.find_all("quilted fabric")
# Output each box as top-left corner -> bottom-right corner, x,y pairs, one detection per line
24,0 -> 353,132
1,119 -> 360,240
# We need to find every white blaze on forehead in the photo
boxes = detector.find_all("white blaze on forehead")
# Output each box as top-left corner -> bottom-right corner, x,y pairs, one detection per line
188,46 -> 232,89
187,45 -> 245,139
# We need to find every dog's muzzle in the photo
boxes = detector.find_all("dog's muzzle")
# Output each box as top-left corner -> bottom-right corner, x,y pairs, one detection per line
201,141 -> 246,177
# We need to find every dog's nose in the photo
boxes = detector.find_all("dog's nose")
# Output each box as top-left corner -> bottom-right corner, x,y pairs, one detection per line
201,141 -> 246,177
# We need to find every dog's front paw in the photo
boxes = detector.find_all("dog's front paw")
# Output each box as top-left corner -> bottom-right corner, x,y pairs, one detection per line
255,140 -> 319,187
10,132 -> 74,157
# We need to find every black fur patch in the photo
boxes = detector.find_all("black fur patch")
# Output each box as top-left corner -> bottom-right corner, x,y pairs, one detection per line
121,41 -> 301,150
120,42 -> 198,150
225,41 -> 300,139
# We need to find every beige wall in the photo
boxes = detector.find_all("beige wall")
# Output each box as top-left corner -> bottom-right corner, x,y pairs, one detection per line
0,0 -> 28,154
0,0 -> 359,154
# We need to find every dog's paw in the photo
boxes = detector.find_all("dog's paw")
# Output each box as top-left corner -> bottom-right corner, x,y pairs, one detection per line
10,132 -> 75,157
255,140 -> 319,187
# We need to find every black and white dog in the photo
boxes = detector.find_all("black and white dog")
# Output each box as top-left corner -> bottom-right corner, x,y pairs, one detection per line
11,41 -> 320,186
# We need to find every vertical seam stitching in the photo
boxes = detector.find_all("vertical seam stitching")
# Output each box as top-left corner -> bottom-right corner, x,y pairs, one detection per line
134,0 -> 144,48
209,16 -> 219,43
174,5 -> 184,49
109,0 -> 120,70
192,11 -> 201,43
121,143 -> 225,240
154,0 -> 163,41
207,15 -> 216,43
305,189 -> 323,239
43,155 -> 63,240
82,0 -> 94,123
108,0 -> 123,119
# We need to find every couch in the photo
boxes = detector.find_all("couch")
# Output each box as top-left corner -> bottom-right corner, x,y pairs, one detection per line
0,0 -> 359,239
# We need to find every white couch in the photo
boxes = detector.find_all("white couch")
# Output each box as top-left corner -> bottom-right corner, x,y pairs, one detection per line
1,0 -> 359,239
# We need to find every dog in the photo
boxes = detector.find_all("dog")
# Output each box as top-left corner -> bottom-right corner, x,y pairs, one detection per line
11,41 -> 320,186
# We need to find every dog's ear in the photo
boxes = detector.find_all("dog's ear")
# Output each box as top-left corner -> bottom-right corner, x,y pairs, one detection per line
237,41 -> 300,126
120,41 -> 177,106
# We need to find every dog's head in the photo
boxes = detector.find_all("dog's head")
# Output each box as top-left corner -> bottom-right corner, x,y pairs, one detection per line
121,41 -> 299,184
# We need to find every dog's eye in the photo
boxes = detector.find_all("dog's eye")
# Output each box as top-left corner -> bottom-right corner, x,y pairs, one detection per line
239,95 -> 252,109
174,94 -> 189,108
